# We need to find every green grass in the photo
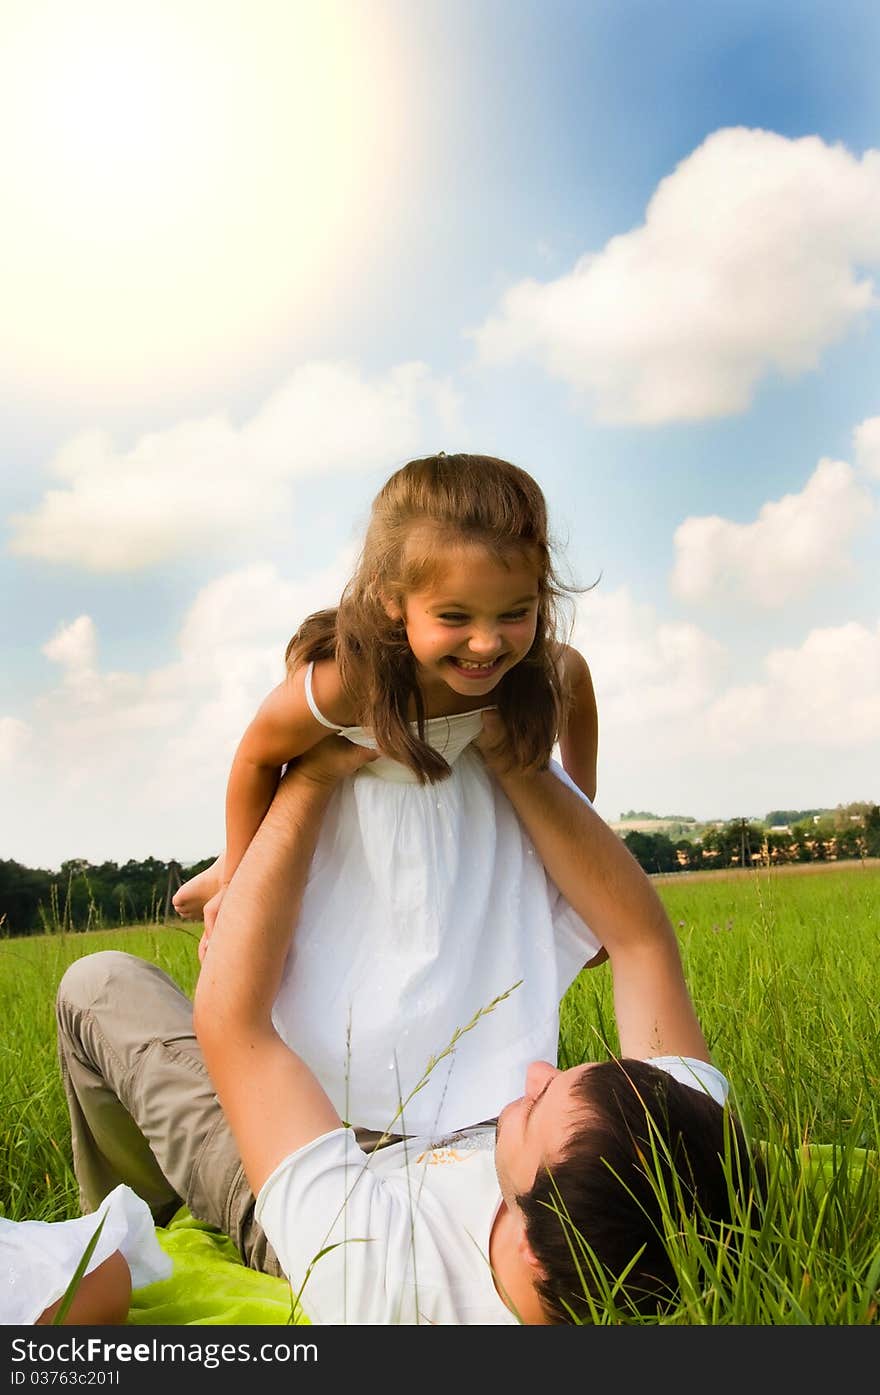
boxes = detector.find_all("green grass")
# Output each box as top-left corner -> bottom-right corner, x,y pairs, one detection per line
3,866 -> 879,1323
1,922 -> 200,1224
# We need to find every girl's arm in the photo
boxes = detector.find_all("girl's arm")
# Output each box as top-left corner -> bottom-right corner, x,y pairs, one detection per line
557,645 -> 598,801
36,1249 -> 132,1326
196,660 -> 353,953
221,659 -> 355,893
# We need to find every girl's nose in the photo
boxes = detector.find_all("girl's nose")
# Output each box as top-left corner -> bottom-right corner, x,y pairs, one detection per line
467,628 -> 502,656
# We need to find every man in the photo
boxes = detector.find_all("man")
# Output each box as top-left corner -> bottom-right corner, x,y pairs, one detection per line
57,721 -> 756,1324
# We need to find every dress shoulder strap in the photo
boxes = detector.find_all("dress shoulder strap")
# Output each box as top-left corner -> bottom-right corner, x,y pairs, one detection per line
304,660 -> 343,731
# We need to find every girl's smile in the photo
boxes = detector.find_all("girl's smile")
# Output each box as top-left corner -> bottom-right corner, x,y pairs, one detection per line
445,655 -> 507,679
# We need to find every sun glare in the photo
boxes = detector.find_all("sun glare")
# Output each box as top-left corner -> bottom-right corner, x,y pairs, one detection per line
0,0 -> 399,405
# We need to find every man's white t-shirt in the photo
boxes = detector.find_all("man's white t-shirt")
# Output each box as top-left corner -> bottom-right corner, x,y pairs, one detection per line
255,1056 -> 729,1326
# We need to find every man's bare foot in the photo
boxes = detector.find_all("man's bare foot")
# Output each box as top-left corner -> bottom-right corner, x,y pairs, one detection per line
172,857 -> 223,920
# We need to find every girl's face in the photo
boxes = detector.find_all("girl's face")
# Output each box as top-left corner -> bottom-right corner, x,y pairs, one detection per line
390,542 -> 541,701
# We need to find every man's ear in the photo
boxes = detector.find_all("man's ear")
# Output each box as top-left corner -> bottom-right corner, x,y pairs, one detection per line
515,1217 -> 546,1278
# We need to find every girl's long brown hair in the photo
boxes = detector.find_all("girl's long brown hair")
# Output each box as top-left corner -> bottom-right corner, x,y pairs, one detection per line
286,452 -> 582,782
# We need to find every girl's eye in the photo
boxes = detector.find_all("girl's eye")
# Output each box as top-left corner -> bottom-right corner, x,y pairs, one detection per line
439,613 -> 468,623
501,610 -> 529,621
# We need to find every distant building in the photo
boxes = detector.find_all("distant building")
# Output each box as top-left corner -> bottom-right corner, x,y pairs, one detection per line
609,818 -> 698,835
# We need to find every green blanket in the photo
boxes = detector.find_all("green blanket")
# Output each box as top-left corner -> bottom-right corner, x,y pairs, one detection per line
125,1143 -> 876,1326
127,1208 -> 308,1326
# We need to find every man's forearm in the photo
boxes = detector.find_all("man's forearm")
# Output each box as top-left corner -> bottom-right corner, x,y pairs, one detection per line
194,769 -> 334,1038
496,767 -> 674,958
192,761 -> 346,1195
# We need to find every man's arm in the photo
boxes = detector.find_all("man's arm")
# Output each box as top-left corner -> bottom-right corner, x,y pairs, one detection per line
193,739 -> 376,1197
479,718 -> 709,1064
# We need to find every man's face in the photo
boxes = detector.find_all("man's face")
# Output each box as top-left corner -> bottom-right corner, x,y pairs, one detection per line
494,1060 -> 590,1208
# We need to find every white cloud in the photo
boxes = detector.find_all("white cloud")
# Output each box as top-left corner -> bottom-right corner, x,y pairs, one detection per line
472,128 -> 880,424
0,716 -> 30,764
565,586 -> 733,820
670,458 -> 874,608
707,621 -> 880,750
570,586 -> 727,725
855,415 -> 880,478
177,554 -> 355,669
0,552 -> 354,867
42,615 -> 98,675
568,592 -> 880,821
8,361 -> 460,572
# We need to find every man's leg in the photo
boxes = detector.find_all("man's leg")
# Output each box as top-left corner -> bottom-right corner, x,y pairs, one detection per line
56,950 -> 281,1276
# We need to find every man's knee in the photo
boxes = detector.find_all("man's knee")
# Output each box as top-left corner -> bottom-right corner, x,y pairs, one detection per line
56,949 -> 195,1113
57,950 -> 145,1018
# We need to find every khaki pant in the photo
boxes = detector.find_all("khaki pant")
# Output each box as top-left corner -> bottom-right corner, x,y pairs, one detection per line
55,951 -> 401,1277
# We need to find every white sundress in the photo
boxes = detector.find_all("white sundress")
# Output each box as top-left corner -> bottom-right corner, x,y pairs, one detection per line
271,662 -> 602,1135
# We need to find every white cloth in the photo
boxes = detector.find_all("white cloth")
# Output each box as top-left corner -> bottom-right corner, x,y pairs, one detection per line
256,1056 -> 728,1326
303,659 -> 491,780
0,1184 -> 171,1325
272,663 -> 603,1134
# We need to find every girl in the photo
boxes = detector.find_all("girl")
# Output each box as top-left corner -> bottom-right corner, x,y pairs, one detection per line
174,453 -> 603,1137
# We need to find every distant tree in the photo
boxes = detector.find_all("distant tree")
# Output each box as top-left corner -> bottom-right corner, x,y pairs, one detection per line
698,827 -> 724,865
622,831 -> 679,874
791,823 -> 815,862
674,838 -> 700,871
0,853 -> 206,935
834,826 -> 863,860
0,859 -> 53,934
651,833 -> 679,873
764,808 -> 832,827
765,830 -> 795,864
621,831 -> 652,869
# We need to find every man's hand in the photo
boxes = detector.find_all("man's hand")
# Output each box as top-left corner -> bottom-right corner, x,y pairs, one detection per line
289,734 -> 380,786
198,887 -> 226,963
473,709 -> 520,776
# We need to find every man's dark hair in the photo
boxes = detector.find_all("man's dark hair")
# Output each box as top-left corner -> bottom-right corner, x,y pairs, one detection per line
516,1058 -> 765,1323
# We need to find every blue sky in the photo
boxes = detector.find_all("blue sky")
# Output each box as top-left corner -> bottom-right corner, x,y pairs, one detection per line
1,0 -> 878,868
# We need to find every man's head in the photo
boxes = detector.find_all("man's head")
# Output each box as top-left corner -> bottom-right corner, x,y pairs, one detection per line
495,1058 -> 763,1323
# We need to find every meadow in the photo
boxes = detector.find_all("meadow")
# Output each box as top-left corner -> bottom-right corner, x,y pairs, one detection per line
2,864 -> 879,1324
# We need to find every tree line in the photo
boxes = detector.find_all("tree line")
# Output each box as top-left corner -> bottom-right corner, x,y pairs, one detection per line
0,855 -> 214,938
622,805 -> 880,876
2,801 -> 878,936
